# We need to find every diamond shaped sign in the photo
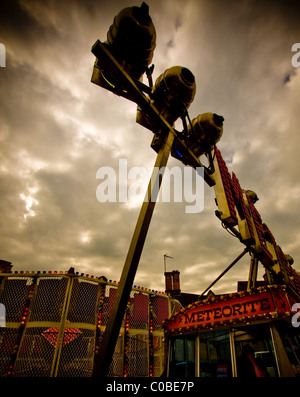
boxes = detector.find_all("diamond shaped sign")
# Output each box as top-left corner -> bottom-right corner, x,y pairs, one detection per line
42,327 -> 82,346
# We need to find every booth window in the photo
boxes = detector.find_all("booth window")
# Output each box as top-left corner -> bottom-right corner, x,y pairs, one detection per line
233,323 -> 278,377
274,321 -> 300,372
199,330 -> 232,377
168,322 -> 299,377
169,336 -> 195,377
169,331 -> 232,377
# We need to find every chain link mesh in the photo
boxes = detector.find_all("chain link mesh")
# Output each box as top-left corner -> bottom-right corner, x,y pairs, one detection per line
126,291 -> 149,377
56,278 -> 101,377
12,326 -> 56,377
0,276 -> 34,376
12,276 -> 69,377
0,273 -> 182,377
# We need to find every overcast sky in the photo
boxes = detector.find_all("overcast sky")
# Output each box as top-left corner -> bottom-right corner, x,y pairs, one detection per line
1,0 -> 300,296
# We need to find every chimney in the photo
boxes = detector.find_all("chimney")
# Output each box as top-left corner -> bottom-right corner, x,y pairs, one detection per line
164,272 -> 173,293
165,270 -> 181,296
172,270 -> 181,293
0,260 -> 12,273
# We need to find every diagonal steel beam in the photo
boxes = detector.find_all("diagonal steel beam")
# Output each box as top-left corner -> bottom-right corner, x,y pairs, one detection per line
199,248 -> 249,298
93,129 -> 174,377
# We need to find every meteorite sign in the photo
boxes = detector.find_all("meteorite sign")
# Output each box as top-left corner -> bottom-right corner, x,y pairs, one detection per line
167,288 -> 290,332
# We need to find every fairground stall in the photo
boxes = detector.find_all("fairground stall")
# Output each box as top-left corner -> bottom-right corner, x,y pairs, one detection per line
164,285 -> 300,377
164,146 -> 300,378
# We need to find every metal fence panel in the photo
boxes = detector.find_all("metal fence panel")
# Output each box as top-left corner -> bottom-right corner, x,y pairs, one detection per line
0,272 -> 181,377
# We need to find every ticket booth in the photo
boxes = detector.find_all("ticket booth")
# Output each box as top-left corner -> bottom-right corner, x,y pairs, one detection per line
164,286 -> 300,377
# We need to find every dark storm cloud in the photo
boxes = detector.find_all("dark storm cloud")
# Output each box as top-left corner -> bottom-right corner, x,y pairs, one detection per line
0,0 -> 299,295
